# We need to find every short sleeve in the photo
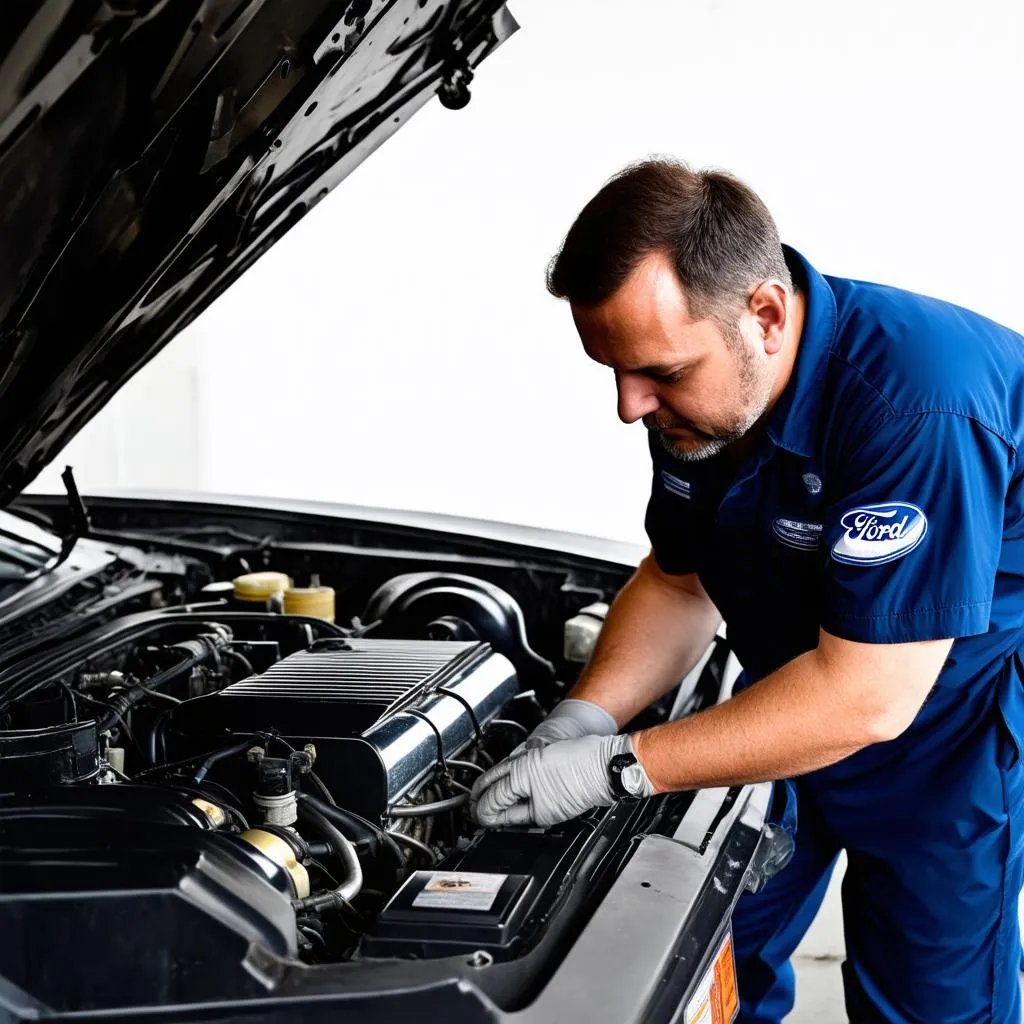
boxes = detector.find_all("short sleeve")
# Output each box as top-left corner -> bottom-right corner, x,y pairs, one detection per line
644,438 -> 702,576
820,412 -> 1013,644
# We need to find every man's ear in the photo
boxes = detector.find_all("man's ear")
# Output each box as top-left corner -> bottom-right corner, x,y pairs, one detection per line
749,281 -> 788,355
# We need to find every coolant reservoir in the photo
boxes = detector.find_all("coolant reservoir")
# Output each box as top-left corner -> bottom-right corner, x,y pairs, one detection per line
233,571 -> 292,611
283,576 -> 336,622
563,602 -> 609,664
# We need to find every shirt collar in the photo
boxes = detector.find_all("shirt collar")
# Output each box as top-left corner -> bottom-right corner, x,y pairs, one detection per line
764,245 -> 838,458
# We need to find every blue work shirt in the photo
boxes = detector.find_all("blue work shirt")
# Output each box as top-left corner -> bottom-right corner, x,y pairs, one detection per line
645,246 -> 1024,777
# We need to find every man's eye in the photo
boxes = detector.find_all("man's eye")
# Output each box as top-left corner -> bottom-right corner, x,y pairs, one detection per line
653,368 -> 688,385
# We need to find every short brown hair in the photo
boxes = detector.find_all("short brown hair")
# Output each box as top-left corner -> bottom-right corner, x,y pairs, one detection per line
546,158 -> 792,318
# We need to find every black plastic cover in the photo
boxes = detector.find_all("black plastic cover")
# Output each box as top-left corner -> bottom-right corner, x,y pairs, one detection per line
361,815 -> 607,961
0,720 -> 99,789
0,803 -> 297,1016
364,573 -> 556,692
365,870 -> 533,957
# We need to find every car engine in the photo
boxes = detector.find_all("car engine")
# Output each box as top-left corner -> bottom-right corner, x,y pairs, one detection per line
0,561 -> 687,1015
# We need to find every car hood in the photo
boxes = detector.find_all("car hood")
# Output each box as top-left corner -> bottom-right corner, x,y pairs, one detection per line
0,0 -> 516,506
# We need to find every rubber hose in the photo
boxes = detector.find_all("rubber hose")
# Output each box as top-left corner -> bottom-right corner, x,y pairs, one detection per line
297,800 -> 362,903
299,793 -> 405,867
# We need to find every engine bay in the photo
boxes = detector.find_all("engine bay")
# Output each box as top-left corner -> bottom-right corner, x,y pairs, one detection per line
0,505 -> 725,1018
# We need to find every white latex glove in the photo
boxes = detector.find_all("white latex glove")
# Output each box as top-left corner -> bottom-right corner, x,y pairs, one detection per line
470,733 -> 656,828
511,698 -> 618,757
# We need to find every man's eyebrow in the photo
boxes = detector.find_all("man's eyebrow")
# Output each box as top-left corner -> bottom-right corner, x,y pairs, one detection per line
622,361 -> 691,377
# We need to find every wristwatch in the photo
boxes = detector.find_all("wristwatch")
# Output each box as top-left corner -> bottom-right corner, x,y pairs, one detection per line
608,751 -> 646,799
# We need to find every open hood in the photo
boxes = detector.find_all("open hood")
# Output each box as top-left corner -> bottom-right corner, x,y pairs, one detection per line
0,0 -> 516,505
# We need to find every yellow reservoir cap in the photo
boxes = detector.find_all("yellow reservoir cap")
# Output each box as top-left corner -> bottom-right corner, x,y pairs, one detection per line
238,829 -> 310,898
190,798 -> 227,829
233,571 -> 292,604
283,586 -> 336,623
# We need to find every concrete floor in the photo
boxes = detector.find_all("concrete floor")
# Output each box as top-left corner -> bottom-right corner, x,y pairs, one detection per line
788,856 -> 846,1021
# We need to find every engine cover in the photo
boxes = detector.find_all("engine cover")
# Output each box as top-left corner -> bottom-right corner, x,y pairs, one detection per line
174,638 -> 517,819
0,807 -> 297,1015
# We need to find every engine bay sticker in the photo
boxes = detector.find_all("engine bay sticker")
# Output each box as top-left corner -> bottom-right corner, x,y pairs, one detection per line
685,930 -> 739,1024
412,872 -> 507,912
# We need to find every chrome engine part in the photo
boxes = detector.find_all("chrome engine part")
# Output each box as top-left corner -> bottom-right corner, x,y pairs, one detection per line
172,638 -> 517,818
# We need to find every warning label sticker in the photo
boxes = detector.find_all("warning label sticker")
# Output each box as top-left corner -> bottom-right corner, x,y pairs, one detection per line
412,872 -> 507,912
685,931 -> 739,1024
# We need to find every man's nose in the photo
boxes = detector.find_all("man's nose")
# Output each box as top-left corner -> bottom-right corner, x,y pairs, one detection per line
616,373 -> 660,424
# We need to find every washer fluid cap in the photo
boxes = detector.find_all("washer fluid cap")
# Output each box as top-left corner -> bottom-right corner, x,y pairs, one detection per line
233,571 -> 293,604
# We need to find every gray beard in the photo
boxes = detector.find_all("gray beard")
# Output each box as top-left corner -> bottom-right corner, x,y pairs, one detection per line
651,338 -> 773,463
655,430 -> 733,462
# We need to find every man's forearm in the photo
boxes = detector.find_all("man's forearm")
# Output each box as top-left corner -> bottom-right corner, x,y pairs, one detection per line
632,634 -> 952,792
569,554 -> 721,728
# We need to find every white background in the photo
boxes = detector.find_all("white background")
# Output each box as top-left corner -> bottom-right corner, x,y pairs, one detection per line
30,0 -> 1024,546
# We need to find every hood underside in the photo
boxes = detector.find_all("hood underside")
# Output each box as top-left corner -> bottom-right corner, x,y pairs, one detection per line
0,0 -> 516,505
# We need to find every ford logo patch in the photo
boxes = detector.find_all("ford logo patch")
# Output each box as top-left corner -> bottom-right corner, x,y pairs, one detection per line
831,501 -> 927,566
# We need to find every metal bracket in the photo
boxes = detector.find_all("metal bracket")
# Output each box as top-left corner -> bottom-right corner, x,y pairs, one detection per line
438,36 -> 474,110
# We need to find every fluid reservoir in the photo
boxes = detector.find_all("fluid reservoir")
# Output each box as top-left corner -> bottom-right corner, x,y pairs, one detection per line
283,575 -> 335,622
563,602 -> 609,664
232,572 -> 292,611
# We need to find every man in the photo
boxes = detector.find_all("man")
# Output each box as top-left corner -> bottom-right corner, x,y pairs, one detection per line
470,159 -> 1024,1022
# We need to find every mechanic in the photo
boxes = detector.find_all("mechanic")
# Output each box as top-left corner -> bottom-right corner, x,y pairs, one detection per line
470,159 -> 1024,1023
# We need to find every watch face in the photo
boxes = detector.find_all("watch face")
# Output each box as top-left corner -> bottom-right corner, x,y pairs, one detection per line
620,763 -> 646,798
609,752 -> 641,799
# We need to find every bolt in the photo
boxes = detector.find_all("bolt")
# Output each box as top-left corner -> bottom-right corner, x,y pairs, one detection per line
466,950 -> 492,968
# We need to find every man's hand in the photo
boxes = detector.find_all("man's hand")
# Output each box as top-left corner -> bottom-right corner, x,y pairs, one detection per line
471,734 -> 656,828
509,698 -> 618,758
